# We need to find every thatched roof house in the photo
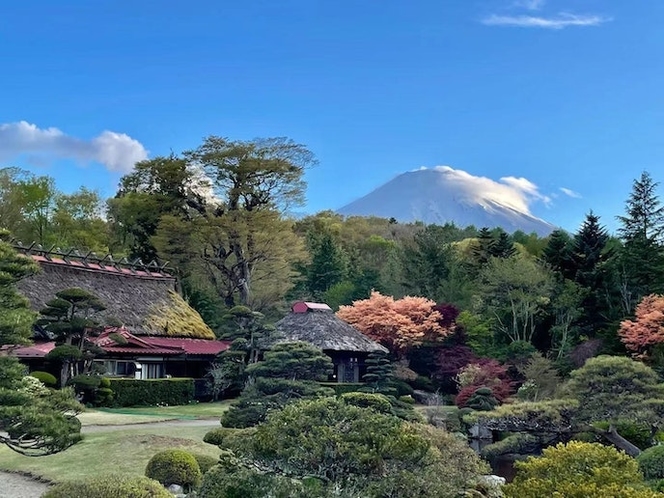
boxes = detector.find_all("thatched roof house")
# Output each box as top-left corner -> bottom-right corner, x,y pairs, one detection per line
275,302 -> 387,383
14,244 -> 214,339
10,244 -> 227,382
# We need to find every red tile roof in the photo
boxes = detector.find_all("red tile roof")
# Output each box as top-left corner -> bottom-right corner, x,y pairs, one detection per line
1,342 -> 56,358
31,255 -> 175,280
5,327 -> 230,359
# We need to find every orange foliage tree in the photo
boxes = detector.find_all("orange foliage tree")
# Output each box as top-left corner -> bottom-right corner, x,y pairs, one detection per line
619,294 -> 664,358
337,291 -> 452,358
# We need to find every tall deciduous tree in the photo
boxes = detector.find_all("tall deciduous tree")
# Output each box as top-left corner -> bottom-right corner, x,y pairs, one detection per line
617,171 -> 664,305
478,255 -> 553,344
181,136 -> 313,308
337,291 -> 451,358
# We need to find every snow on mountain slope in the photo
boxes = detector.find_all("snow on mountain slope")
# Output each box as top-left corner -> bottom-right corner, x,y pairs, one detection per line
337,167 -> 556,236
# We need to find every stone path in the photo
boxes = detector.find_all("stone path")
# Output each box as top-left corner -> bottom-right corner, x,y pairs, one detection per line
0,472 -> 49,498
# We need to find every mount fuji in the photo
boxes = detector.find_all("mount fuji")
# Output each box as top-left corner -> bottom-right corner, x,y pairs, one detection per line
337,167 -> 556,236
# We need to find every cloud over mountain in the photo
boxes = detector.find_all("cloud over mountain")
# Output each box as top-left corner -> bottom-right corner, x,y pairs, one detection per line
0,121 -> 148,173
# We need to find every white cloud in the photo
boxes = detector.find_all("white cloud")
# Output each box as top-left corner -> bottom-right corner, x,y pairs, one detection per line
482,12 -> 611,29
513,0 -> 546,10
560,187 -> 582,198
416,166 -> 550,215
0,121 -> 148,173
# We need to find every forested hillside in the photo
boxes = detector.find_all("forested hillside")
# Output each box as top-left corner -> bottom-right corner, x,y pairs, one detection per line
2,136 -> 664,373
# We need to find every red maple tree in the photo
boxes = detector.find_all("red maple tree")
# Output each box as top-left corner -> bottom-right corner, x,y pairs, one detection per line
336,291 -> 452,357
619,294 -> 664,358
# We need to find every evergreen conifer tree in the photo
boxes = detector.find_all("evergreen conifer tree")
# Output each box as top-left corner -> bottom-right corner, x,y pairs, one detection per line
617,171 -> 664,302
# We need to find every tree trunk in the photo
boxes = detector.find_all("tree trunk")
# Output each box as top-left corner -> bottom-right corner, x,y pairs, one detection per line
594,425 -> 642,457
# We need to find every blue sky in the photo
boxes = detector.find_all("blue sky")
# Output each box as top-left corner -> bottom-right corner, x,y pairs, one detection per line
1,0 -> 662,233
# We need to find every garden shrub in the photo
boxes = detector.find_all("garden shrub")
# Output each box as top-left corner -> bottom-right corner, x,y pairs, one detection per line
392,379 -> 414,396
145,449 -> 202,491
341,392 -> 393,413
638,445 -> 664,480
192,453 -> 218,474
204,427 -> 256,449
504,441 -> 658,498
29,371 -> 57,387
319,382 -> 364,396
68,374 -> 102,404
108,378 -> 195,407
464,387 -> 499,411
42,475 -> 171,498
409,375 -> 434,391
199,465 -> 306,498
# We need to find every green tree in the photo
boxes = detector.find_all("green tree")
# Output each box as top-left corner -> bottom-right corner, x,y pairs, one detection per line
0,232 -> 39,345
182,136 -> 315,307
472,227 -> 496,268
305,230 -> 347,298
569,212 -> 618,335
476,356 -> 664,456
362,351 -> 395,395
490,229 -> 517,259
108,155 -> 203,261
478,255 -> 553,344
212,396 -> 488,497
39,288 -> 106,386
617,171 -> 664,305
0,238 -> 83,455
220,342 -> 333,428
541,229 -> 573,278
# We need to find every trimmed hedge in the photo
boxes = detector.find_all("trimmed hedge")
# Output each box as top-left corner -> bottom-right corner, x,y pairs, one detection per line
108,378 -> 195,407
145,449 -> 202,491
192,453 -> 219,474
29,370 -> 57,387
319,382 -> 364,396
43,475 -> 171,498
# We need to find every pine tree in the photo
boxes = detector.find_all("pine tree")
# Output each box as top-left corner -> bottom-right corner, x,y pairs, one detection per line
306,231 -> 347,297
617,171 -> 664,301
362,351 -> 395,395
542,229 -> 573,279
472,227 -> 495,267
490,230 -> 517,259
568,213 -> 616,335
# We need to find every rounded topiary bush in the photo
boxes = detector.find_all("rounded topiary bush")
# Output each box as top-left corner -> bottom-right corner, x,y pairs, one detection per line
638,445 -> 664,480
42,475 -> 171,498
192,453 -> 218,474
30,371 -> 57,387
145,449 -> 202,491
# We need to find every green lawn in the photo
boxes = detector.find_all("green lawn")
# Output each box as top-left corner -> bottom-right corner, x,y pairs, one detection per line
86,400 -> 232,423
0,425 -> 221,483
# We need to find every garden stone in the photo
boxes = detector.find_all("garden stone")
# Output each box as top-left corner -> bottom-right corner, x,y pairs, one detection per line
167,483 -> 184,495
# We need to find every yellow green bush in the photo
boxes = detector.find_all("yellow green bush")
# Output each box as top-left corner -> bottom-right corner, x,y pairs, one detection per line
504,441 -> 659,498
42,475 -> 171,498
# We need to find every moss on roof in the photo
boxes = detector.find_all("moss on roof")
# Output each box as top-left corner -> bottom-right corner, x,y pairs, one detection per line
144,291 -> 215,339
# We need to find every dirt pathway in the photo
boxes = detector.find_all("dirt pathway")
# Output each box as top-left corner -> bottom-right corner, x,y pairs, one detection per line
81,417 -> 220,433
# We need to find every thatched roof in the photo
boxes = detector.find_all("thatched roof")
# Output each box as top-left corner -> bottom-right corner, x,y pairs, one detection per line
16,253 -> 215,340
274,303 -> 387,354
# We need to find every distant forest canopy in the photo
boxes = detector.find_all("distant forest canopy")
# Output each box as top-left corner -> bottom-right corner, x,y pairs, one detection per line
2,136 -> 664,366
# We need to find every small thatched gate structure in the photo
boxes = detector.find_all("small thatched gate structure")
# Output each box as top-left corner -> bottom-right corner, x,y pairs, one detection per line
275,302 -> 387,383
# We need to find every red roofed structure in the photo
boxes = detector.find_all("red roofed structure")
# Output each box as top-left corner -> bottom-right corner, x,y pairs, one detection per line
7,243 -> 228,386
